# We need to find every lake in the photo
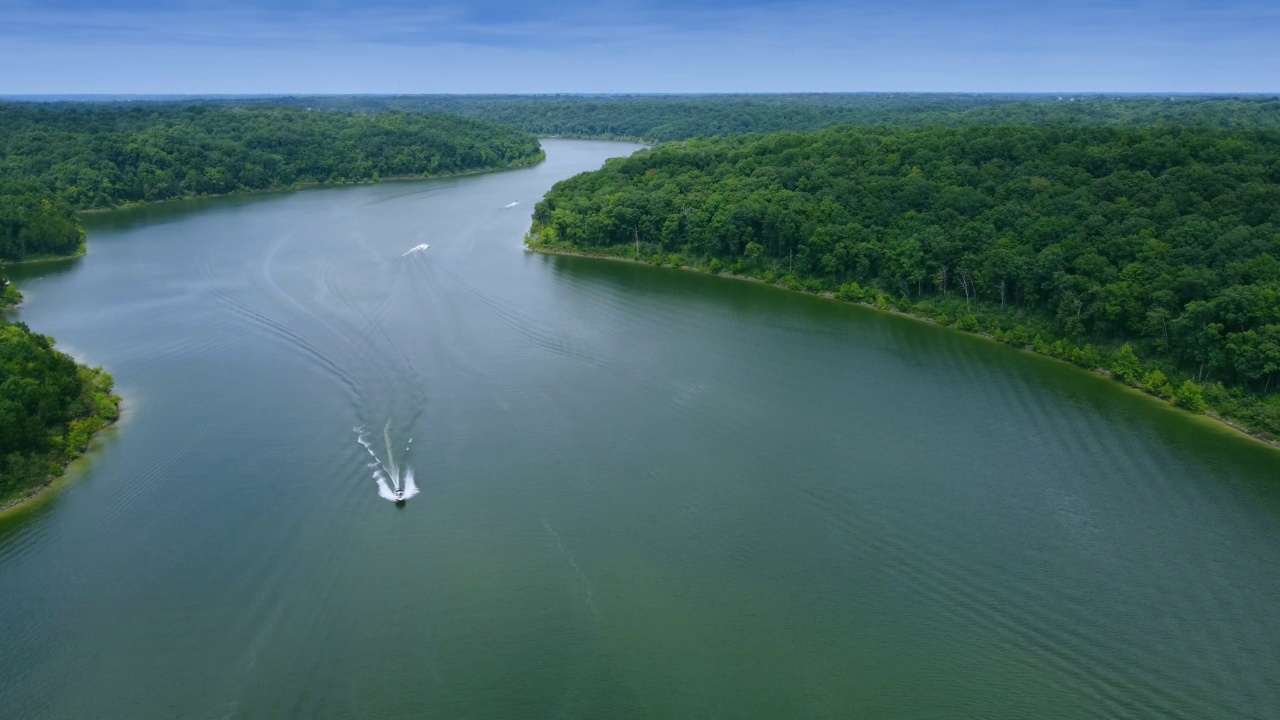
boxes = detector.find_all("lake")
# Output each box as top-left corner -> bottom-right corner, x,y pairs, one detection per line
2,139 -> 1278,719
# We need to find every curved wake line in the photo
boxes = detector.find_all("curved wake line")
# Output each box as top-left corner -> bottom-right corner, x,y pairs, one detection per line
543,517 -> 599,618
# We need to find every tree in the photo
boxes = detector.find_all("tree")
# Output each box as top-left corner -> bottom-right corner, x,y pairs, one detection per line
1112,344 -> 1143,385
1174,380 -> 1208,413
1143,369 -> 1172,398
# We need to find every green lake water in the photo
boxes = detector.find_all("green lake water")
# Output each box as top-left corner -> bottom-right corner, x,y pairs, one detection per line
2,139 -> 1278,719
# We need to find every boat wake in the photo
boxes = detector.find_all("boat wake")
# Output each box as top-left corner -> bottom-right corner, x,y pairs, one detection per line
357,420 -> 420,504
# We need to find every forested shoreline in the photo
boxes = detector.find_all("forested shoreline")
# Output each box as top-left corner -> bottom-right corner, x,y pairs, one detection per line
0,319 -> 121,509
530,125 -> 1280,440
0,103 -> 546,506
0,104 -> 544,262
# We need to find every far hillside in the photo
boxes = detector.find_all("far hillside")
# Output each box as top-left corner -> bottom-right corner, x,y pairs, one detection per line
12,95 -> 1280,144
217,94 -> 1280,141
0,104 -> 544,261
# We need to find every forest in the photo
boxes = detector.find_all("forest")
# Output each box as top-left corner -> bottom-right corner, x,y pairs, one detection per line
0,104 -> 544,260
530,125 -> 1280,437
0,318 -> 121,507
224,93 -> 1280,141
0,186 -> 84,262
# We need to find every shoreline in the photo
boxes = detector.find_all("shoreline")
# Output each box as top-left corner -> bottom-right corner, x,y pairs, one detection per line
2,266 -> 124,516
529,244 -> 1280,453
0,404 -> 123,517
78,152 -> 547,215
4,152 -> 544,516
8,247 -> 86,265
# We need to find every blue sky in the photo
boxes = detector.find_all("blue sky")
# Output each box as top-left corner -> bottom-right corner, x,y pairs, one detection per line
1,0 -> 1276,93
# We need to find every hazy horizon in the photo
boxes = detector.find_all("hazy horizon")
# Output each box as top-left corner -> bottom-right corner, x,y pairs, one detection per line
1,1 -> 1277,94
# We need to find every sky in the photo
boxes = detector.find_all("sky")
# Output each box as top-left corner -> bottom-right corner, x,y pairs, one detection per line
0,0 -> 1277,94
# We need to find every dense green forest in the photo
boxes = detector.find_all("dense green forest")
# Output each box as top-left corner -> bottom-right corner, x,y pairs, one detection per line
0,318 -> 120,507
0,186 -> 85,261
0,104 -> 544,261
223,94 -> 1280,141
0,104 -> 544,208
530,125 -> 1280,438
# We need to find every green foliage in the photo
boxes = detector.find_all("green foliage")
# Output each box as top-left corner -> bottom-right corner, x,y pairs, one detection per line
1143,369 -> 1172,398
531,123 -> 1280,436
0,104 -> 544,209
1174,380 -> 1208,413
837,282 -> 869,302
1,269 -> 20,308
0,195 -> 84,262
217,94 -> 1280,142
0,320 -> 121,505
0,104 -> 543,262
1112,343 -> 1143,385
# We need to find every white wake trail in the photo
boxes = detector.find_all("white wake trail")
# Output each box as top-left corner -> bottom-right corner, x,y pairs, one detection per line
402,467 -> 420,500
357,421 -> 420,503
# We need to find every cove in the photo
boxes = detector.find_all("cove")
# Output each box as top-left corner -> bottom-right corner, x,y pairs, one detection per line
1,139 -> 1278,719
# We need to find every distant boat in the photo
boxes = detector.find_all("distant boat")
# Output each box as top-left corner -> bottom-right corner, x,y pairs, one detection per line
502,201 -> 520,209
402,243 -> 429,256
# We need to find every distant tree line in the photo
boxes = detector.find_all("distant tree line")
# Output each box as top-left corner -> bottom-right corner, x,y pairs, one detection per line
0,104 -> 544,261
0,319 -> 121,506
0,104 -> 545,208
216,93 -> 1280,141
530,125 -> 1280,437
